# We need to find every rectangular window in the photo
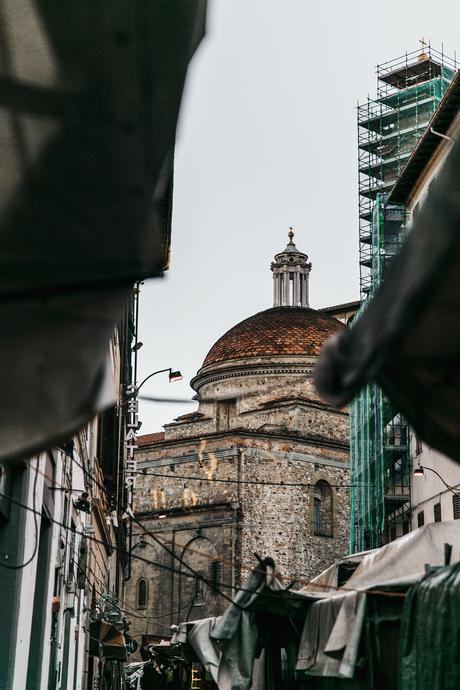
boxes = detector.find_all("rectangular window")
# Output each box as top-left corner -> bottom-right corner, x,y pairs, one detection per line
433,502 -> 442,523
453,494 -> 460,520
417,511 -> 424,528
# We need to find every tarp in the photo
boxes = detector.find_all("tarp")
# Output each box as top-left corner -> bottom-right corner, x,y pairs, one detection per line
314,133 -> 460,462
172,560 -> 301,690
0,0 -> 207,461
300,551 -> 372,597
295,522 -> 460,679
399,559 -> 460,690
173,617 -> 222,684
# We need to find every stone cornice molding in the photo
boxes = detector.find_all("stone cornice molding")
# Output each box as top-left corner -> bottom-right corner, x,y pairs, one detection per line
192,359 -> 315,392
135,427 -> 349,455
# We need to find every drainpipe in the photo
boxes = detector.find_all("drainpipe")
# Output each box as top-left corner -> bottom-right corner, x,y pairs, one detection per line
170,530 -> 175,628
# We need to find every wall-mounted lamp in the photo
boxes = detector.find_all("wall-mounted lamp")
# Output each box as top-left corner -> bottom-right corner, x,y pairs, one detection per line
413,464 -> 459,495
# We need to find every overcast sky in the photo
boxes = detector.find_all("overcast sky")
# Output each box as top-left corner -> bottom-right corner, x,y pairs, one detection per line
137,0 -> 459,433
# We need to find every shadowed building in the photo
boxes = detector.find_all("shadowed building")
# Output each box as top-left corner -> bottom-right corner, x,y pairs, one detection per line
126,232 -> 350,640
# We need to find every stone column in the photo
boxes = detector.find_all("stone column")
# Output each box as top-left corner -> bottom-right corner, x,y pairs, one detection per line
273,271 -> 278,307
295,267 -> 301,306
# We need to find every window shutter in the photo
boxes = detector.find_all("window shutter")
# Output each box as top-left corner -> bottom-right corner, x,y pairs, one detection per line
433,502 -> 442,523
453,494 -> 460,520
97,405 -> 118,483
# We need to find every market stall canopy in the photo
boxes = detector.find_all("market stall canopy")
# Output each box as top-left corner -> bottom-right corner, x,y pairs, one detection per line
172,558 -> 307,690
315,133 -> 460,461
0,0 -> 206,461
295,522 -> 460,680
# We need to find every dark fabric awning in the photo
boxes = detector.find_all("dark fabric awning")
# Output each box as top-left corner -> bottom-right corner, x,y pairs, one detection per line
89,620 -> 127,660
315,134 -> 460,462
0,0 -> 206,461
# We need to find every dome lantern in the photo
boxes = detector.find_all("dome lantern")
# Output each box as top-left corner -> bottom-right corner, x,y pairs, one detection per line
271,228 -> 312,307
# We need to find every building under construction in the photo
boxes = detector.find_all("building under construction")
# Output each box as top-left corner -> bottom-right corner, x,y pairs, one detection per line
351,46 -> 457,551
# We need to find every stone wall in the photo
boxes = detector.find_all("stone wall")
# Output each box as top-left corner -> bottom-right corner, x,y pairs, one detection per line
128,429 -> 349,638
126,351 -> 350,640
126,505 -> 234,641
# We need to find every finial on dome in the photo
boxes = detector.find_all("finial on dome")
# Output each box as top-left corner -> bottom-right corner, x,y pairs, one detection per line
271,229 -> 312,308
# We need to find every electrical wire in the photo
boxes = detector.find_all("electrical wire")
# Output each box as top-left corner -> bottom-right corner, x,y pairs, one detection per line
20,455 -> 400,596
29,456 -> 328,601
22,455 -> 245,596
75,554 -> 197,629
134,469 -> 371,490
0,488 -> 407,599
138,382 -> 346,408
70,555 -> 179,646
131,515 -> 241,609
0,459 -> 39,570
16,455 -> 404,604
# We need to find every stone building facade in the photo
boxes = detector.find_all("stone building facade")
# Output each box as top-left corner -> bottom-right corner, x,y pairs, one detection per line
126,233 -> 350,641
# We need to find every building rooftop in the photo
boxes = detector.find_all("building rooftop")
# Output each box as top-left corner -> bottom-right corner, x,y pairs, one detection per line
201,306 -> 344,367
320,300 -> 361,314
137,431 -> 166,445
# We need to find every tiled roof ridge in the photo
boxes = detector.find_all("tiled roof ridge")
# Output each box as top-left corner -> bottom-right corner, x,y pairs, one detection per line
202,306 -> 344,367
137,431 -> 165,445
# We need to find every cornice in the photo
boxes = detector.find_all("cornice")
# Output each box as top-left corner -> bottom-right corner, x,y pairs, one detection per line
191,360 -> 315,392
135,426 -> 349,454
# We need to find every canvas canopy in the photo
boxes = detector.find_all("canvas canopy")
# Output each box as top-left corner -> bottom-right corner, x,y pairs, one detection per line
0,0 -> 206,461
295,522 -> 460,679
173,527 -> 460,689
172,559 -> 306,690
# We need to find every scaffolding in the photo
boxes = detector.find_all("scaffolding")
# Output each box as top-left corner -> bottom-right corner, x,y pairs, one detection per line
358,46 -> 456,295
351,46 -> 457,551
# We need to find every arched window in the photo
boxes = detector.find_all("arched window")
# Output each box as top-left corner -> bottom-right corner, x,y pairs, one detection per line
312,480 -> 333,537
137,578 -> 148,609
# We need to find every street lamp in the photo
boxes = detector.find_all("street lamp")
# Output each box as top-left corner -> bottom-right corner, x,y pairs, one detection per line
413,464 -> 459,494
135,368 -> 183,393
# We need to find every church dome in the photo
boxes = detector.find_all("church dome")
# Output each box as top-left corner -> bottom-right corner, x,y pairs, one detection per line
202,306 -> 343,368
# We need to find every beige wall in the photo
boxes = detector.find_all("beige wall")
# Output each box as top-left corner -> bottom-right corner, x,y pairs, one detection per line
405,115 -> 460,529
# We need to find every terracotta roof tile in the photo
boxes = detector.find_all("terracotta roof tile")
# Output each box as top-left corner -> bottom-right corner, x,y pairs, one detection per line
202,307 -> 344,367
137,432 -> 165,446
174,411 -> 204,421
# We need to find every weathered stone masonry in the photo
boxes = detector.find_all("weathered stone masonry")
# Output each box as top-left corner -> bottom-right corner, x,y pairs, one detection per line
125,235 -> 351,641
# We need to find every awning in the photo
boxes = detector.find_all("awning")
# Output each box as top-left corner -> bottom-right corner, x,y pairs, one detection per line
315,134 -> 460,461
0,0 -> 207,461
89,620 -> 127,661
172,559 -> 305,690
295,522 -> 460,679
